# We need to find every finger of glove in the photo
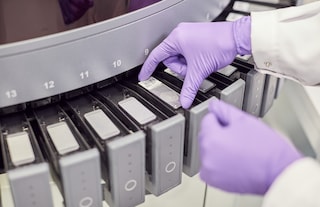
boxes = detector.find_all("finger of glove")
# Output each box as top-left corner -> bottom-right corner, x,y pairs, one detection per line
139,41 -> 179,81
179,68 -> 203,109
208,99 -> 245,126
199,113 -> 225,184
199,112 -> 222,143
163,56 -> 187,77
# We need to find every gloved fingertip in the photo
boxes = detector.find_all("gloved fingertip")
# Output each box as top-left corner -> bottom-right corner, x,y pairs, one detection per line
138,72 -> 149,81
180,98 -> 192,109
181,96 -> 194,109
180,72 -> 202,109
208,99 -> 222,113
208,99 -> 230,126
138,62 -> 155,81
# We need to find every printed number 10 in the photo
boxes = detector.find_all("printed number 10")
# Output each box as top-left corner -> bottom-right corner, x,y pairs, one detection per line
113,60 -> 122,68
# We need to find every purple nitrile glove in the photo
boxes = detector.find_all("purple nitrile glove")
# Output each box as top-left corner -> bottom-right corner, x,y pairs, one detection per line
58,0 -> 93,25
199,99 -> 302,195
139,16 -> 251,109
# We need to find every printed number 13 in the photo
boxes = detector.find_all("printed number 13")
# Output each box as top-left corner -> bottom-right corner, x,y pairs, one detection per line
6,90 -> 17,98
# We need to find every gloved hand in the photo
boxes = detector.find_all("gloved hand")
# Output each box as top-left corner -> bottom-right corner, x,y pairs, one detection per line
139,16 -> 251,109
199,99 -> 302,195
59,0 -> 93,24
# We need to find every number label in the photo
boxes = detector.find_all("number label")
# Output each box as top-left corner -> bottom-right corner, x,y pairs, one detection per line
5,90 -> 17,98
44,81 -> 55,89
113,59 -> 122,68
80,71 -> 89,79
144,49 -> 150,56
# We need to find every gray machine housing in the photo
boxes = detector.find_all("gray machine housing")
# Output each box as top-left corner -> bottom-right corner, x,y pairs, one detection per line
0,0 -> 230,108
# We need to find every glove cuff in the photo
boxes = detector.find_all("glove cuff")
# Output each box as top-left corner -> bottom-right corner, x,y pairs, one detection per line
233,16 -> 252,55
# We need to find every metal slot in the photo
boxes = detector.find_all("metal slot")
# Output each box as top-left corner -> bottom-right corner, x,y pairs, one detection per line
138,77 -> 181,109
7,132 -> 35,166
233,1 -> 276,12
236,54 -> 251,61
118,97 -> 157,125
198,80 -> 216,93
217,65 -> 238,77
226,12 -> 245,21
164,68 -> 215,93
84,109 -> 120,140
46,122 -> 80,155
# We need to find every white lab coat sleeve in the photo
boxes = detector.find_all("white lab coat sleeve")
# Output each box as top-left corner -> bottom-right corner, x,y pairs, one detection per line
262,158 -> 320,207
250,2 -> 320,85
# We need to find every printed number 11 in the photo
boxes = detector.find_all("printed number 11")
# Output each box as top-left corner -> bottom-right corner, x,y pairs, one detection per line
80,71 -> 89,79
